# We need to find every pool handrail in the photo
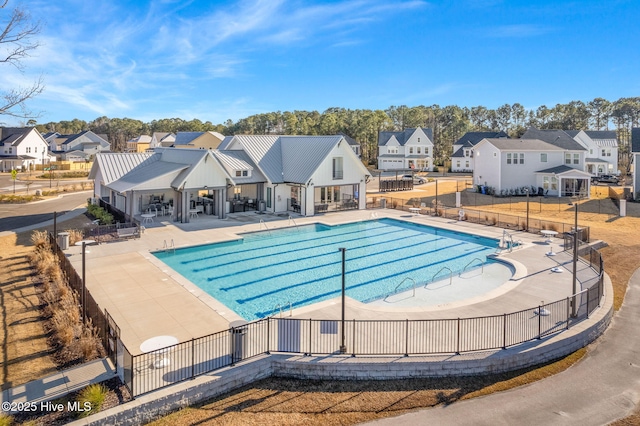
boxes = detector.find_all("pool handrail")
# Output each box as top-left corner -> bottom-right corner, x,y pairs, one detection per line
462,258 -> 484,275
384,277 -> 416,301
428,267 -> 452,287
259,219 -> 271,236
288,215 -> 299,230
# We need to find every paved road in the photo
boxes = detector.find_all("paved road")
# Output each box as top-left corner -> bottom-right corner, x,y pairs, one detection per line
367,271 -> 640,425
0,191 -> 90,232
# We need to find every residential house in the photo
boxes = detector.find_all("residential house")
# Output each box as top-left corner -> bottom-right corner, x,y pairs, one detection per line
126,135 -> 152,153
89,134 -> 370,222
149,132 -> 176,149
451,131 -> 508,173
44,130 -> 110,161
173,131 -> 225,150
473,136 -> 591,197
632,128 -> 640,199
377,128 -> 434,171
0,127 -> 51,172
565,130 -> 619,176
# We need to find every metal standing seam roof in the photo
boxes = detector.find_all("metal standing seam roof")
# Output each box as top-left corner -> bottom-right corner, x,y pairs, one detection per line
90,152 -> 158,183
585,157 -> 610,163
227,135 -> 282,182
108,161 -> 190,193
214,150 -> 267,184
535,165 -> 592,176
280,136 -> 343,183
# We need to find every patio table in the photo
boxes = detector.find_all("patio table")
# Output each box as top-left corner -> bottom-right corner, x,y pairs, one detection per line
140,335 -> 179,369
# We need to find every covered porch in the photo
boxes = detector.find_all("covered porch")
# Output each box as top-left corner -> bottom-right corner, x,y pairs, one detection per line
536,166 -> 591,198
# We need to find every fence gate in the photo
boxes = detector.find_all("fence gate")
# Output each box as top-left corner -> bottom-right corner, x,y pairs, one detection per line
104,309 -> 120,369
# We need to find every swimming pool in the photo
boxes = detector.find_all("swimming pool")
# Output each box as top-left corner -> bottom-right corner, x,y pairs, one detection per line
153,218 -> 501,320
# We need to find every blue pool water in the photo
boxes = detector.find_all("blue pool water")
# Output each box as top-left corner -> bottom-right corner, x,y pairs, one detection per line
153,219 -> 500,320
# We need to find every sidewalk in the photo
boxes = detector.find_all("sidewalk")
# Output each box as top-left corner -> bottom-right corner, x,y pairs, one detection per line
1,358 -> 116,406
0,204 -> 87,238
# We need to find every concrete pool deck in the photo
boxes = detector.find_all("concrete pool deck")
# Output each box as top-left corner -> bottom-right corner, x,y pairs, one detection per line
66,208 -> 601,355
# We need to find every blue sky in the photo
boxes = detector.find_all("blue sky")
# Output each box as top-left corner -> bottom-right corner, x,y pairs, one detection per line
3,0 -> 639,126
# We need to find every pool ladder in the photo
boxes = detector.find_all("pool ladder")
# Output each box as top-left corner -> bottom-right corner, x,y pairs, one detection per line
384,277 -> 416,301
272,301 -> 292,317
288,215 -> 299,230
259,219 -> 272,236
461,258 -> 484,275
162,239 -> 175,254
427,267 -> 453,287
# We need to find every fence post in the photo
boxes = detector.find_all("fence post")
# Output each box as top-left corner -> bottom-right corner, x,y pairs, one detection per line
351,319 -> 356,357
266,318 -> 271,355
538,304 -> 542,339
191,339 -> 195,379
456,318 -> 460,355
502,313 -> 507,350
404,319 -> 409,357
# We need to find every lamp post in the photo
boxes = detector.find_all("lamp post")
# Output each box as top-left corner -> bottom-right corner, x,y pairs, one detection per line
339,247 -> 347,354
525,187 -> 530,231
570,202 -> 579,317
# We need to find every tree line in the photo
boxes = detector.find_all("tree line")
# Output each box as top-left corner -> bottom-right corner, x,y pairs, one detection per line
34,97 -> 640,171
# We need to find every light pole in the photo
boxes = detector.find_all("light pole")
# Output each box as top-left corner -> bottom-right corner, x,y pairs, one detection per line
339,247 -> 347,354
525,188 -> 530,231
569,201 -> 579,317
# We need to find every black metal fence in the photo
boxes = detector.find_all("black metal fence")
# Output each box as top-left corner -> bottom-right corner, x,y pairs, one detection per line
48,233 -> 119,366
121,249 -> 604,397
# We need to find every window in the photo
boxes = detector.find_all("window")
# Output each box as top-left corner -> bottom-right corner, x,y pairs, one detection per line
332,157 -> 343,180
456,160 -> 461,168
602,148 -> 611,157
565,153 -> 571,165
35,146 -> 37,153
506,153 -> 512,164
551,177 -> 558,190
465,160 -> 470,168
418,137 -> 420,142
26,147 -> 31,153
519,153 -> 525,164
465,150 -> 470,157
540,153 -> 547,162
416,147 -> 421,154
8,147 -> 12,154
409,147 -> 414,154
543,176 -> 549,189
590,149 -> 593,155
573,153 -> 579,165
235,170 -> 249,177
507,152 -> 524,165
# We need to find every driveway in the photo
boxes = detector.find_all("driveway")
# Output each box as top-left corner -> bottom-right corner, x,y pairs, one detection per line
367,269 -> 640,425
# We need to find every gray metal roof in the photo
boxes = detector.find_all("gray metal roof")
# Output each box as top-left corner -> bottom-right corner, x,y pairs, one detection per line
213,150 -> 267,184
521,128 -> 586,151
281,136 -> 343,183
89,152 -> 158,183
108,161 -> 189,193
482,138 -> 565,151
225,135 -> 282,182
585,157 -> 609,163
217,136 -> 234,150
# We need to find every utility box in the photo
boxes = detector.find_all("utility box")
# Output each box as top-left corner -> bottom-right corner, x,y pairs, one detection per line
229,320 -> 248,363
58,232 -> 70,250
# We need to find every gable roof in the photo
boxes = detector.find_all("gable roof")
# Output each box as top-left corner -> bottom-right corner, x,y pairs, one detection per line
223,135 -> 282,182
378,128 -> 433,146
454,131 -> 508,147
521,127 -> 586,151
280,136 -> 343,183
535,165 -> 592,177
89,152 -> 157,183
174,132 -> 204,145
0,127 -> 41,146
213,150 -> 266,184
480,138 -> 564,151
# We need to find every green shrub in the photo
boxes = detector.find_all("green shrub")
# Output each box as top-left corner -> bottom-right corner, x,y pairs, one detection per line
86,203 -> 113,225
76,383 -> 108,418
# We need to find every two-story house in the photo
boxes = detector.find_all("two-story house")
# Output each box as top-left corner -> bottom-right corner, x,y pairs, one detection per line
44,130 -> 110,161
565,130 -> 619,176
173,131 -> 225,150
377,128 -> 434,171
451,131 -> 508,173
126,135 -> 152,153
474,134 -> 591,197
0,127 -> 51,172
149,132 -> 176,149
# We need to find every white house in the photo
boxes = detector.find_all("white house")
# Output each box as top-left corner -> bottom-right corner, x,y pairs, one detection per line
89,134 -> 370,223
473,137 -> 591,197
377,128 -> 434,171
632,128 -> 640,199
565,130 -> 619,176
451,131 -> 508,173
0,127 -> 52,172
149,132 -> 176,149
